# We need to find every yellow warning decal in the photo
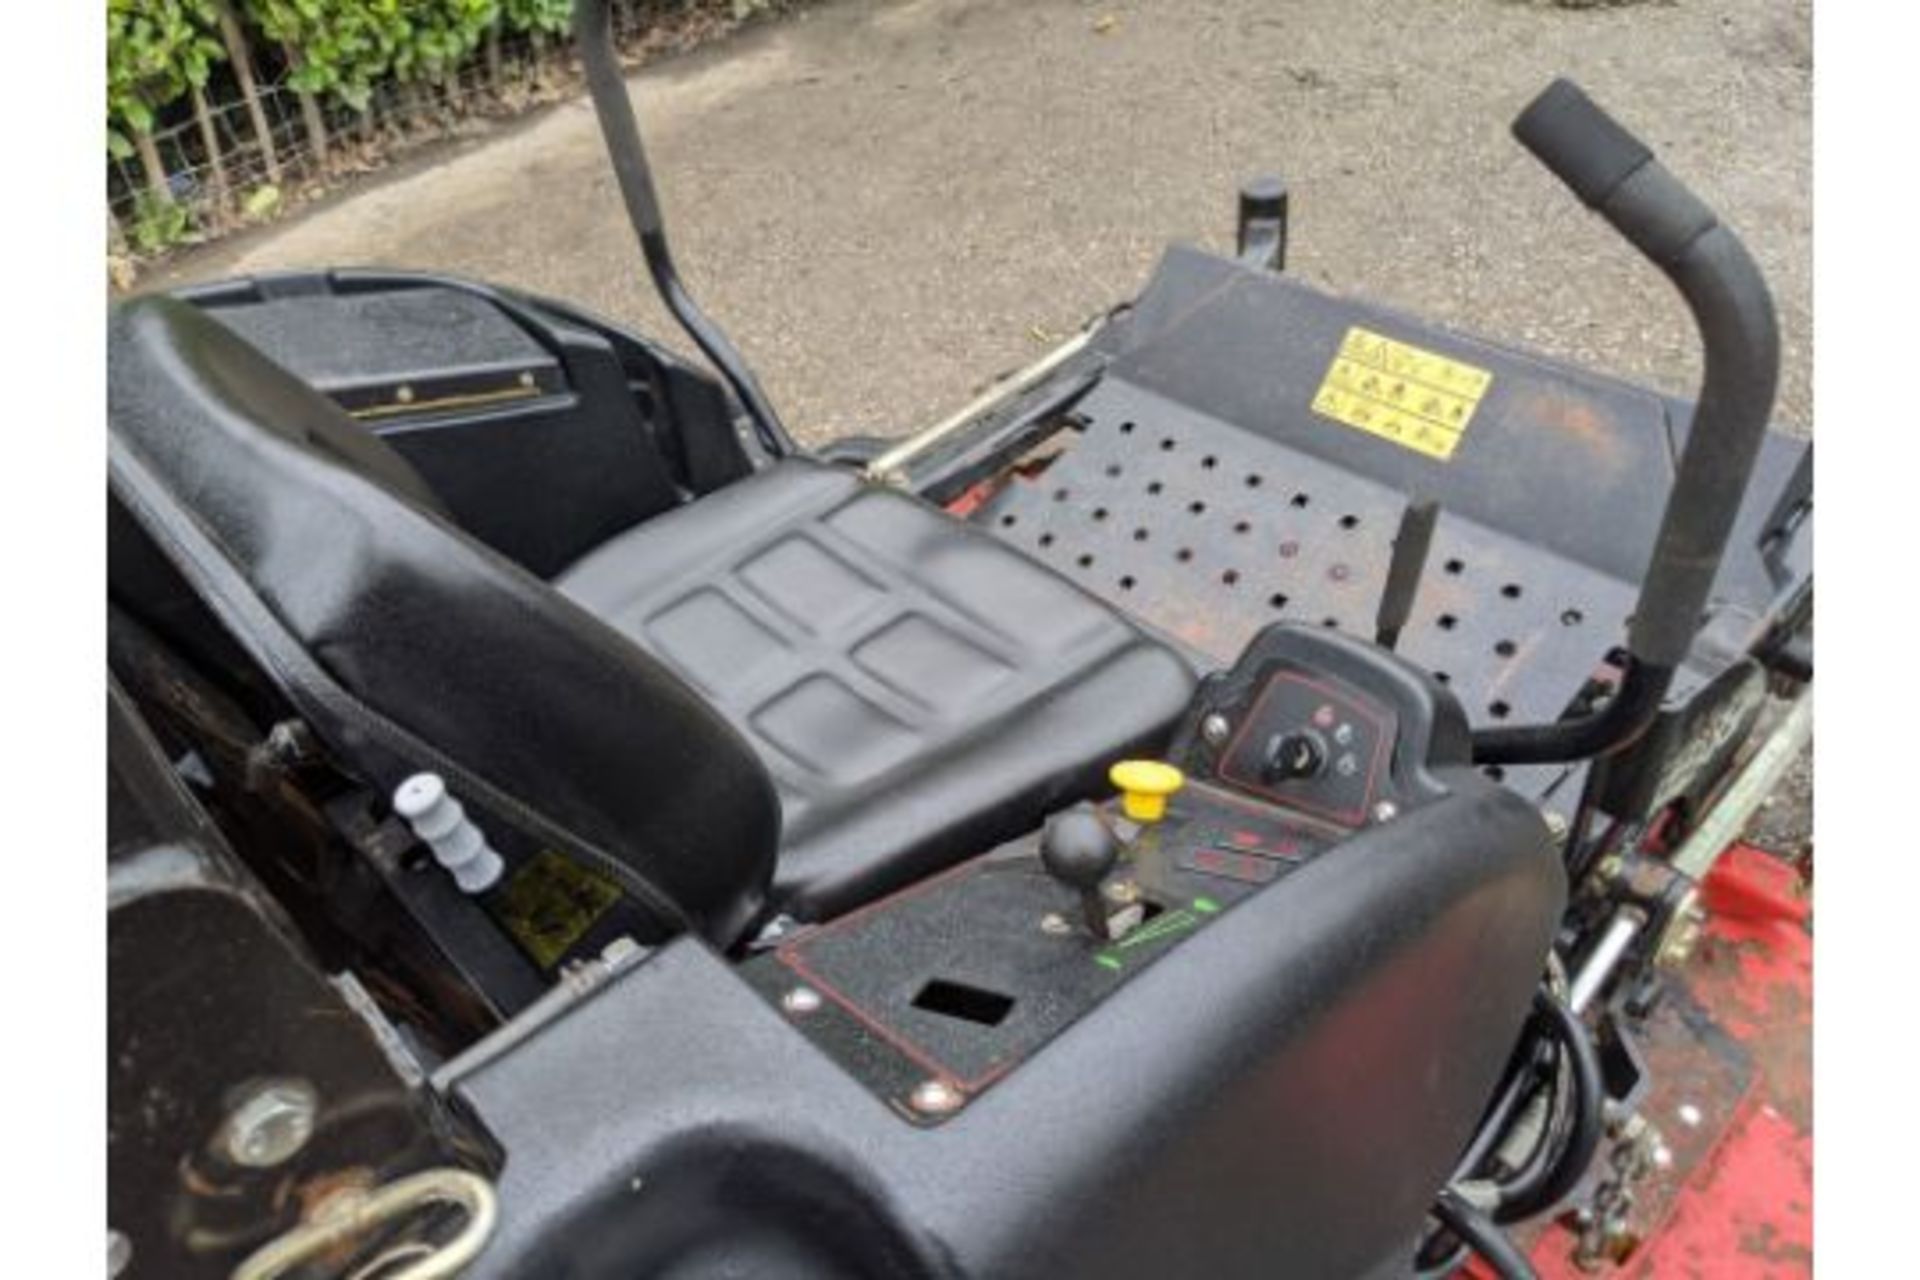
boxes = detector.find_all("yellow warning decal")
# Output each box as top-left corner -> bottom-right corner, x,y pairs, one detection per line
496,849 -> 624,971
1310,326 -> 1493,461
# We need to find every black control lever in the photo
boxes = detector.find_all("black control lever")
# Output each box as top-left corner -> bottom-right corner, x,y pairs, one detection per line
1474,79 -> 1781,766
573,0 -> 795,457
1375,498 -> 1439,652
1041,807 -> 1119,941
1236,175 -> 1290,272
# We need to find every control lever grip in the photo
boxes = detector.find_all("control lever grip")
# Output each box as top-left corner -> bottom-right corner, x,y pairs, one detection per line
1510,78 -> 1779,673
1475,80 -> 1780,765
1514,78 -> 1718,270
1514,80 -> 1658,217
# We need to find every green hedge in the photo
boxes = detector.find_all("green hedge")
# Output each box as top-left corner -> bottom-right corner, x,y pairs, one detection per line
105,1 -> 745,261
106,2 -> 580,136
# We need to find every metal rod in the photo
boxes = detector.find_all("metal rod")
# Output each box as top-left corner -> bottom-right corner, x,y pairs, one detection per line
1569,908 -> 1645,1015
865,324 -> 1100,485
1669,691 -> 1813,881
233,1168 -> 497,1280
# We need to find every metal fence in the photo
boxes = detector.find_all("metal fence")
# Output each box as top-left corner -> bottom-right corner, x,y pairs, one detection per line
107,5 -> 747,271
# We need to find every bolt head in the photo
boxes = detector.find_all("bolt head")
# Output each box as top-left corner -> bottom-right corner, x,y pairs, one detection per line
219,1078 -> 318,1169
1040,912 -> 1072,936
1677,1103 -> 1703,1128
1658,919 -> 1703,967
781,986 -> 822,1015
910,1079 -> 965,1116
1371,800 -> 1399,824
1201,713 -> 1232,747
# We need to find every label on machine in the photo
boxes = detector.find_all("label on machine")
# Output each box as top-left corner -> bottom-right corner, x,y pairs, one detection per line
1310,326 -> 1493,461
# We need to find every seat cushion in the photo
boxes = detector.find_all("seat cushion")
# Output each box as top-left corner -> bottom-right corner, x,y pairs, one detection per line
558,458 -> 1197,919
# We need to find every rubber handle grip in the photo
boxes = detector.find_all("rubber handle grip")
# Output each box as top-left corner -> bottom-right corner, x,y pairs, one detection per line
1475,77 -> 1780,760
1512,78 -> 1654,210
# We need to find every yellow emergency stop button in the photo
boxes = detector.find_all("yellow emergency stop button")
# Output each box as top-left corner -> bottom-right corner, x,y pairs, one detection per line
1109,760 -> 1185,823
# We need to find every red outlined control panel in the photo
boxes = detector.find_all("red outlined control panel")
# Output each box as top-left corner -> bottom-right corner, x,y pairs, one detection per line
1215,671 -> 1395,827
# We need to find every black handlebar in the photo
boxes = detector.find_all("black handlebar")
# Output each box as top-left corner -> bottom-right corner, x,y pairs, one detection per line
1474,79 -> 1781,765
573,0 -> 795,457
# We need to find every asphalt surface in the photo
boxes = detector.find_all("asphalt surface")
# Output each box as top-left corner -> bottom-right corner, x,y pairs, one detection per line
161,0 -> 1812,852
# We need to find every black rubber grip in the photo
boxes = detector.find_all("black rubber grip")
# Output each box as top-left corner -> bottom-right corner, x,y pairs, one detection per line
1512,78 -> 1653,209
1475,78 -> 1779,765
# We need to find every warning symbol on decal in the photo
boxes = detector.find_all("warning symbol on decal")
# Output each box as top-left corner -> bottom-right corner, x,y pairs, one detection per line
1311,327 -> 1493,461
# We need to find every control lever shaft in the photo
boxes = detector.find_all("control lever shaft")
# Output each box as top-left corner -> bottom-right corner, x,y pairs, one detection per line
1376,498 -> 1439,652
1041,807 -> 1120,942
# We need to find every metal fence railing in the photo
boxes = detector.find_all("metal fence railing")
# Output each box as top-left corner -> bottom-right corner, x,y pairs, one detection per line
107,4 -> 769,280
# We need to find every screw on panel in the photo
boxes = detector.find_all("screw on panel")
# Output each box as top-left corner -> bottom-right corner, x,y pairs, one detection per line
1040,913 -> 1073,936
1371,801 -> 1399,824
218,1078 -> 319,1169
910,1079 -> 965,1116
781,986 -> 822,1016
1201,713 -> 1233,747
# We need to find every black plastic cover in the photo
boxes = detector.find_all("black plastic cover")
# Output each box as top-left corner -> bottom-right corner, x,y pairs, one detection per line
180,270 -> 715,578
451,765 -> 1561,1279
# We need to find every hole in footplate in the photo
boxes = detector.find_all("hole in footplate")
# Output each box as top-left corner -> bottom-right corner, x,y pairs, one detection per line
911,979 -> 1017,1027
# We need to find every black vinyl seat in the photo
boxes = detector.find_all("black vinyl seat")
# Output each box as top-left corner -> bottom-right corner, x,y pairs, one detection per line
108,294 -> 1194,937
558,458 -> 1195,917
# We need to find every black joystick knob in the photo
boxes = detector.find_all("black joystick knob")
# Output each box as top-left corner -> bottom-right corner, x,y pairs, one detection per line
1041,805 -> 1120,941
1263,730 -> 1327,783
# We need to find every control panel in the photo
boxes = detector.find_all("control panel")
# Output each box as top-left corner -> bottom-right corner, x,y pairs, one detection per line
1169,621 -> 1469,833
740,623 -> 1472,1122
1213,672 -> 1392,826
1111,622 -> 1469,918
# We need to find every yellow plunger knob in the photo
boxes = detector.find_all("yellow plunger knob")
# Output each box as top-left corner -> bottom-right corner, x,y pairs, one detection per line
1109,760 -> 1186,823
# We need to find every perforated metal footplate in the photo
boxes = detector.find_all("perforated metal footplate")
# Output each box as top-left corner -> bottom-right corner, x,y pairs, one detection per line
979,381 -> 1640,793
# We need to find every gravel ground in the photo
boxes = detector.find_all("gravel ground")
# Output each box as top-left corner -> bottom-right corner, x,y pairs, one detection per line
156,0 -> 1811,852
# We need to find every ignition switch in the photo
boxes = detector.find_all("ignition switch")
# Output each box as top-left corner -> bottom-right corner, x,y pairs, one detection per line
1262,730 -> 1328,783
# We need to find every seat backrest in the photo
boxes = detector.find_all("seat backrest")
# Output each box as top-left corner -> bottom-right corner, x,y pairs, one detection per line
107,295 -> 780,944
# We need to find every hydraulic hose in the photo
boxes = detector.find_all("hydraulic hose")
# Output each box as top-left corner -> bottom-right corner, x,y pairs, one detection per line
1433,1188 -> 1539,1280
573,0 -> 796,457
1474,79 -> 1780,766
1493,989 -> 1606,1223
1452,1027 -> 1556,1185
